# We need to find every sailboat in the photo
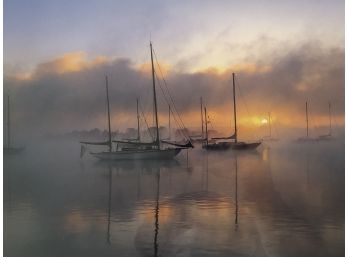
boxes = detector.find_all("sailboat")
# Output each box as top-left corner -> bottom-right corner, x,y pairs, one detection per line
203,73 -> 261,150
112,98 -> 145,151
189,97 -> 206,144
296,101 -> 315,142
262,112 -> 279,142
316,102 -> 333,141
81,42 -> 192,160
4,95 -> 24,154
202,106 -> 232,150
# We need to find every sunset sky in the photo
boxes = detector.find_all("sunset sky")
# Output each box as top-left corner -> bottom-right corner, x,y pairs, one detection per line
3,0 -> 345,139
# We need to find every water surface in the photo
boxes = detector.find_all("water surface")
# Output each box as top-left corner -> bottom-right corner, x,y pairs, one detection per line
4,140 -> 344,257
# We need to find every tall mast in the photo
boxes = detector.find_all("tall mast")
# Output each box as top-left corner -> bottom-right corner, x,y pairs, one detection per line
268,112 -> 272,137
137,98 -> 140,141
105,76 -> 112,152
204,107 -> 208,146
7,94 -> 10,148
150,42 -> 160,149
168,105 -> 171,140
200,97 -> 204,139
305,101 -> 308,138
328,102 -> 332,136
232,73 -> 238,142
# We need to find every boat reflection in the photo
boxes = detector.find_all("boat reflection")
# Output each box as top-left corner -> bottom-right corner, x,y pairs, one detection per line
96,144 -> 340,257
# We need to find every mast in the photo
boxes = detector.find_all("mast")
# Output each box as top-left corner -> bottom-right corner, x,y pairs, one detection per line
168,105 -> 171,140
7,94 -> 10,148
305,101 -> 308,138
328,102 -> 332,136
232,73 -> 238,142
268,112 -> 272,137
137,98 -> 140,141
150,42 -> 160,149
204,107 -> 208,146
105,76 -> 112,152
200,97 -> 204,139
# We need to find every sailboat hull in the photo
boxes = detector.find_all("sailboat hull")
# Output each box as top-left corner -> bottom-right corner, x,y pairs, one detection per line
262,137 -> 279,142
316,134 -> 333,141
203,142 -> 232,150
204,141 -> 261,150
90,148 -> 182,161
295,137 -> 316,143
229,142 -> 261,150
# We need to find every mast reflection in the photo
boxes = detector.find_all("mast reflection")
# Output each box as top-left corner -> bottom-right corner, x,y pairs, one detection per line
106,165 -> 112,244
154,168 -> 160,257
205,151 -> 209,191
234,154 -> 238,229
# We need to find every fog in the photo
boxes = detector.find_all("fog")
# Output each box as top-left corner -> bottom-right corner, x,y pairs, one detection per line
3,40 -> 344,142
4,138 -> 344,257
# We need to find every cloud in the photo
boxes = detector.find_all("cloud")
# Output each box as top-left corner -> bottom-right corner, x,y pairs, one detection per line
4,41 -> 344,138
36,52 -> 109,75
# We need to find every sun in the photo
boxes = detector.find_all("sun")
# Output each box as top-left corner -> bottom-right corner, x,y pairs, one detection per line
261,118 -> 268,124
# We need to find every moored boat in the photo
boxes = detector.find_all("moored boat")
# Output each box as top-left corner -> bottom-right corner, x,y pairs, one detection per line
81,42 -> 192,161
262,112 -> 279,142
316,102 -> 334,141
296,102 -> 316,142
203,73 -> 261,151
91,148 -> 181,160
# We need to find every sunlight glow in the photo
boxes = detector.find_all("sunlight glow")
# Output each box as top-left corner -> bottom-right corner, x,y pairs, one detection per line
261,118 -> 268,124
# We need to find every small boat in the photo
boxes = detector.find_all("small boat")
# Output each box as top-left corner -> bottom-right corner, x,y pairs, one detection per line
203,73 -> 261,150
262,112 -> 279,142
81,42 -> 192,160
316,102 -> 333,141
296,102 -> 316,142
4,95 -> 25,154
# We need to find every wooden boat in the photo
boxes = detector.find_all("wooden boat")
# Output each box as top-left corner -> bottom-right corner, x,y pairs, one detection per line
4,95 -> 25,154
189,97 -> 210,145
203,73 -> 261,150
296,102 -> 316,142
91,148 -> 182,160
262,112 -> 279,142
81,42 -> 192,160
316,102 -> 333,141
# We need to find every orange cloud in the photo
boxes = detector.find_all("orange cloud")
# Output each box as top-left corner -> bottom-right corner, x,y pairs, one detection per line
36,52 -> 109,75
10,52 -> 110,81
137,61 -> 171,77
196,63 -> 272,76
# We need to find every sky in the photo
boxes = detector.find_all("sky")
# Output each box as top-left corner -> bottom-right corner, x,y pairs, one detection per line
3,0 -> 345,139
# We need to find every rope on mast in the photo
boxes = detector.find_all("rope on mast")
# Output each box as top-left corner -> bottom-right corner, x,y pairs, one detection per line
154,71 -> 188,140
139,102 -> 155,141
152,48 -> 191,141
234,75 -> 259,140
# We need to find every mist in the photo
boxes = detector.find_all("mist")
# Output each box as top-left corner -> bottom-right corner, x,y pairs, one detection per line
3,40 -> 344,142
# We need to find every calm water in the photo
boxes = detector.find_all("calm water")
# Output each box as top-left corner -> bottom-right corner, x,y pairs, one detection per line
4,140 -> 344,257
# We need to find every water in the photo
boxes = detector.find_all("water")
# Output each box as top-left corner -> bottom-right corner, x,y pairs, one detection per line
4,140 -> 344,257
